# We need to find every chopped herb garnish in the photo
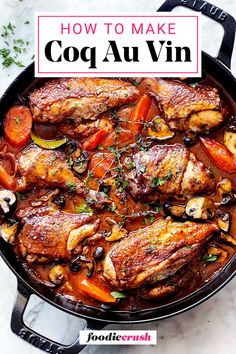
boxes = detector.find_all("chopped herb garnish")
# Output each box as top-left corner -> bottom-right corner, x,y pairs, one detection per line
15,117 -> 20,125
111,291 -> 126,299
65,181 -> 77,191
151,176 -> 165,187
202,255 -> 218,263
149,215 -> 155,223
165,172 -> 173,180
125,158 -> 135,170
97,144 -> 103,151
16,192 -> 26,200
140,165 -> 146,174
72,103 -> 78,108
130,79 -> 140,87
68,157 -> 74,167
75,203 -> 93,215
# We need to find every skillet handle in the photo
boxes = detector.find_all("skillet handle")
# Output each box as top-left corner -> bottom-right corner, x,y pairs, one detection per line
157,0 -> 236,69
11,282 -> 106,354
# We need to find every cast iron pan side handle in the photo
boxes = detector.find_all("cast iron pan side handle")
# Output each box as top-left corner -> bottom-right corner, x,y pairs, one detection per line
157,0 -> 236,69
11,282 -> 106,354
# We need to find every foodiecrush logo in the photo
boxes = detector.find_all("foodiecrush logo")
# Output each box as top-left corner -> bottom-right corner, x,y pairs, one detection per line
35,12 -> 201,77
79,330 -> 157,345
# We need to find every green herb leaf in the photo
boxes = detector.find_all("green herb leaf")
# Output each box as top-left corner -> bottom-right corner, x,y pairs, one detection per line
202,255 -> 218,263
151,176 -> 165,187
97,144 -> 103,151
111,291 -> 126,299
65,181 -> 77,191
140,165 -> 146,174
15,117 -> 20,125
75,203 -> 93,215
16,192 -> 26,200
149,215 -> 155,223
68,157 -> 74,167
164,172 -> 173,181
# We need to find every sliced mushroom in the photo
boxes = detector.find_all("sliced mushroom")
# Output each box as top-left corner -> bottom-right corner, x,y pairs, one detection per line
105,224 -> 128,242
163,202 -> 186,219
48,265 -> 67,285
141,285 -> 177,300
207,246 -> 228,263
224,131 -> 236,154
148,117 -> 175,140
0,190 -> 16,216
219,233 -> 236,247
185,197 -> 214,220
67,220 -> 100,251
216,179 -> 236,206
71,150 -> 89,174
216,210 -> 230,232
0,218 -> 18,244
26,255 -> 49,263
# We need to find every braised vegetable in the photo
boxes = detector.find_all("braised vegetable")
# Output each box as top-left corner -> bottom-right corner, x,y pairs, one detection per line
31,131 -> 67,149
0,218 -> 18,244
0,166 -> 15,189
185,197 -> 214,220
200,137 -> 236,173
83,129 -> 108,151
78,278 -> 117,303
224,131 -> 236,154
4,106 -> 32,148
102,129 -> 133,149
48,265 -> 67,285
129,94 -> 151,134
0,190 -> 16,215
89,152 -> 115,178
148,117 -> 174,140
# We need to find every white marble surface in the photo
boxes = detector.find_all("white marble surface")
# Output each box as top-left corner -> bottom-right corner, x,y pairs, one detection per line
0,0 -> 236,353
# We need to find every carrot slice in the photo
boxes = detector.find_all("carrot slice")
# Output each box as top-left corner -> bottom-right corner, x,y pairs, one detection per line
0,165 -> 15,189
129,94 -> 152,134
102,129 -> 133,149
200,137 -> 236,173
79,278 -> 116,303
89,152 -> 115,178
82,129 -> 108,151
4,106 -> 33,148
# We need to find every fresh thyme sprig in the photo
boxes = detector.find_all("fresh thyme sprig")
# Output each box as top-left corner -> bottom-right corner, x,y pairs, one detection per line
0,21 -> 31,69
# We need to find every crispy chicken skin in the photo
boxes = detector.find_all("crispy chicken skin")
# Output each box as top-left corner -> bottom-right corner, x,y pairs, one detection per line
128,144 -> 215,198
143,78 -> 227,132
16,144 -> 83,193
103,218 -> 218,289
29,78 -> 139,124
18,206 -> 99,262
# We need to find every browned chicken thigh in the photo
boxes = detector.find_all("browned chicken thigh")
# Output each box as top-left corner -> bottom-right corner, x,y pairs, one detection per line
18,206 -> 100,262
143,78 -> 227,132
29,78 -> 139,124
16,144 -> 83,193
103,218 -> 218,289
128,144 -> 215,198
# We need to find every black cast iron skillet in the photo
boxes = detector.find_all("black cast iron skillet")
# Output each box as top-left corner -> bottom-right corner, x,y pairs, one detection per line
0,0 -> 235,353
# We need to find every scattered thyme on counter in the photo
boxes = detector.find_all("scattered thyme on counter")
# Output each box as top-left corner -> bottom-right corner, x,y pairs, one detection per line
0,22 -> 31,68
